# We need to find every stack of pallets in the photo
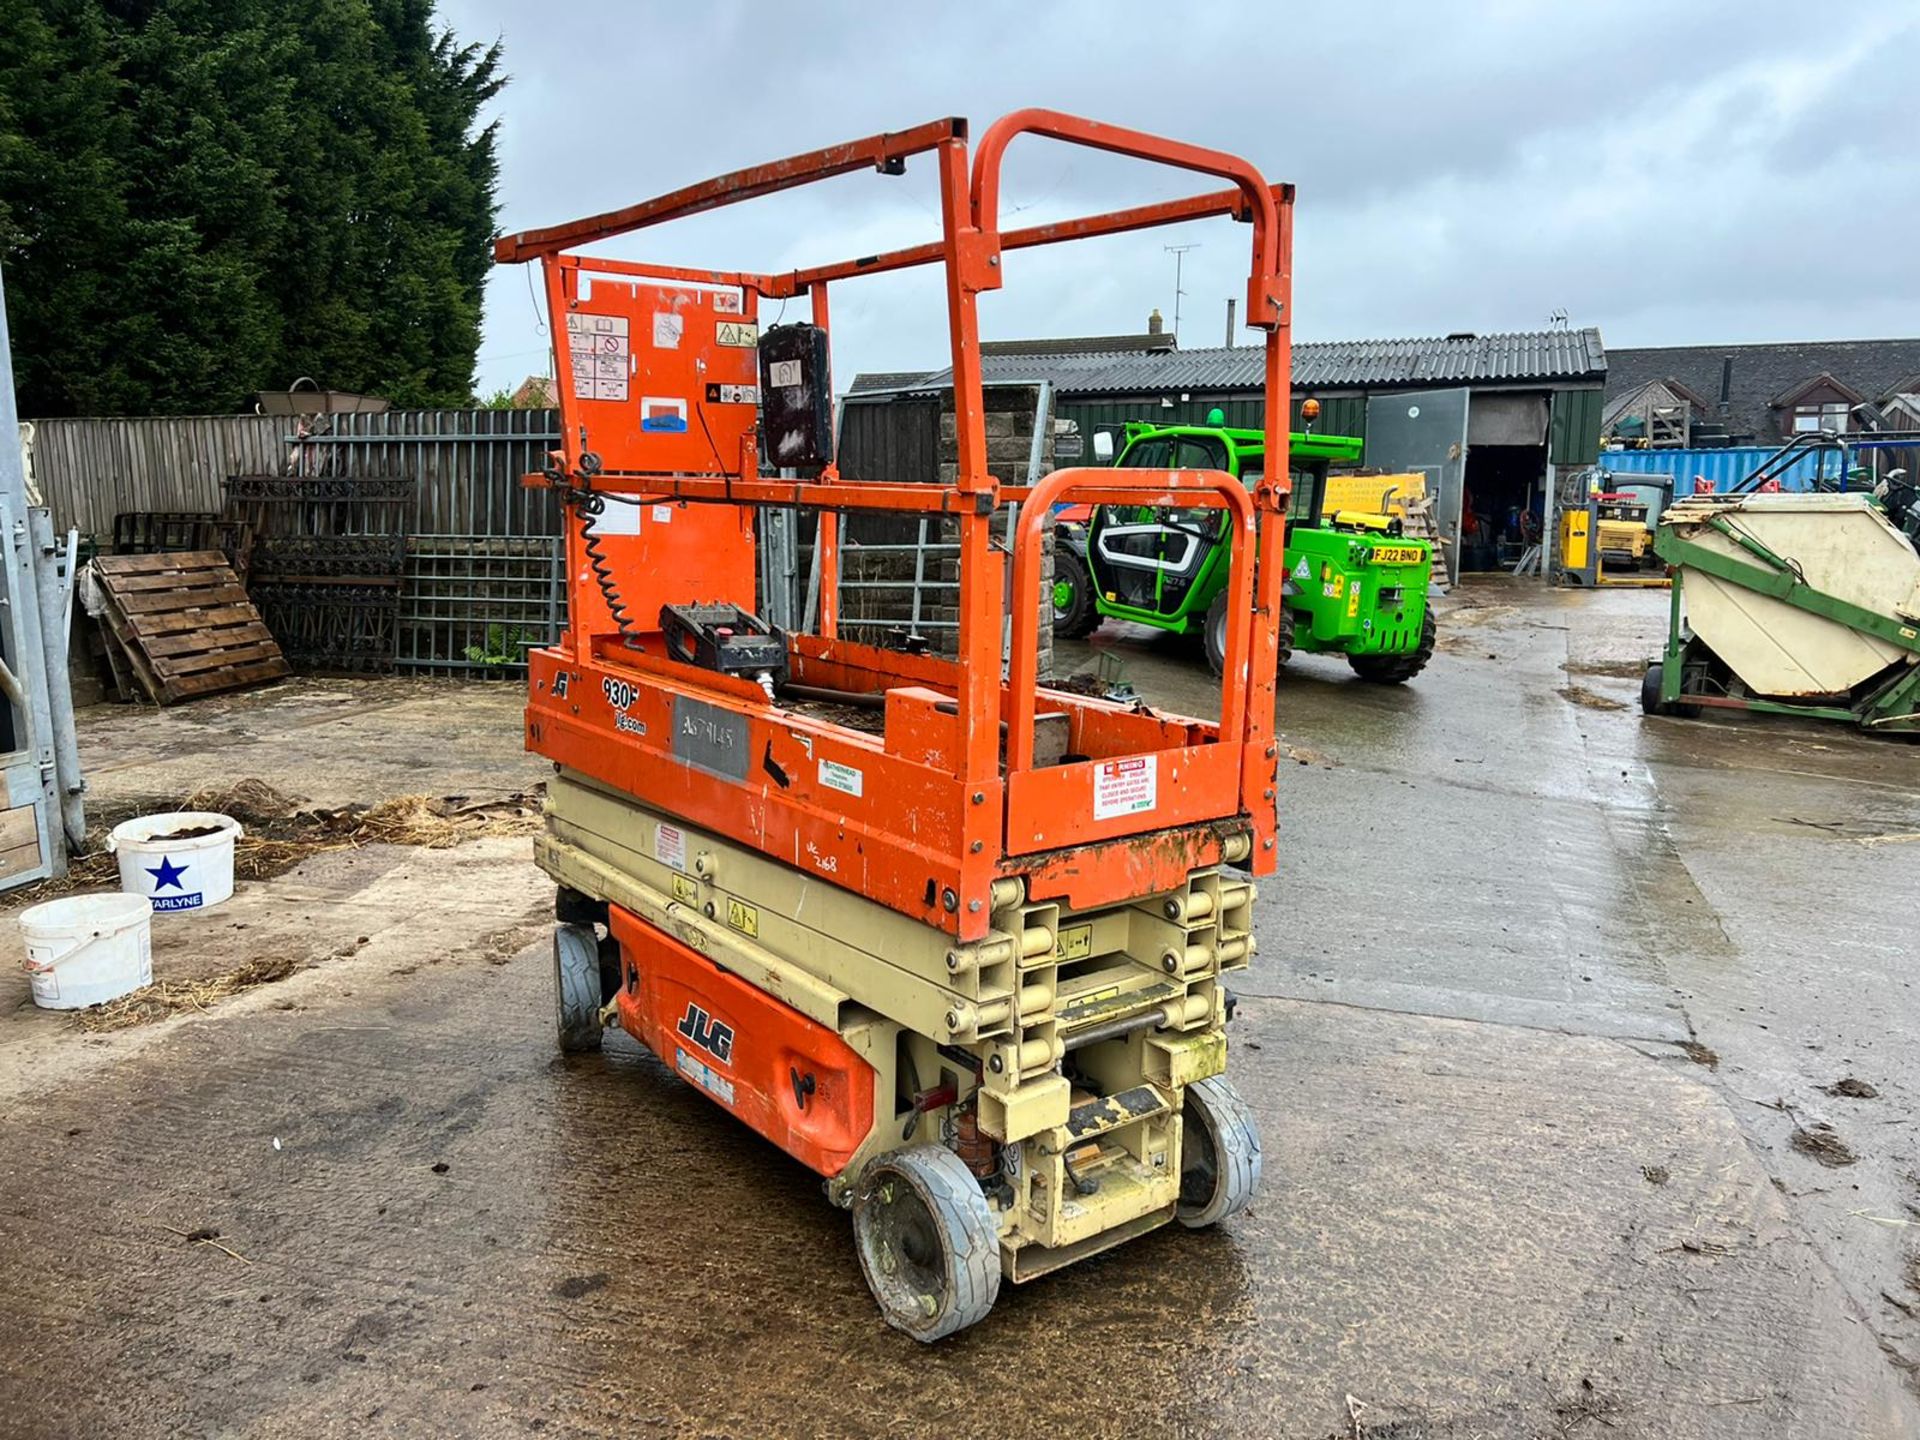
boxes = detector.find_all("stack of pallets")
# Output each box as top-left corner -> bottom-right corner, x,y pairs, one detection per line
90,552 -> 289,705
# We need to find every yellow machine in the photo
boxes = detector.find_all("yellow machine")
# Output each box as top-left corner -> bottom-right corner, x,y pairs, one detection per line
1562,481 -> 1671,588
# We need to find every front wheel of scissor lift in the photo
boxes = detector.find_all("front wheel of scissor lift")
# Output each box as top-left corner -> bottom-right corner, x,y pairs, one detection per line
554,922 -> 603,1054
1178,1076 -> 1263,1228
853,1143 -> 1001,1342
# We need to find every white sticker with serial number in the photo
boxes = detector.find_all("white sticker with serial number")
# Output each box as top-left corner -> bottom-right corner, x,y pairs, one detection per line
1093,755 -> 1157,820
819,758 -> 864,797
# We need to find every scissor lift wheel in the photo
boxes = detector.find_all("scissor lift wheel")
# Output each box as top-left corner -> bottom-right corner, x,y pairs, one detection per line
553,922 -> 603,1053
1177,1076 -> 1263,1228
853,1144 -> 1001,1342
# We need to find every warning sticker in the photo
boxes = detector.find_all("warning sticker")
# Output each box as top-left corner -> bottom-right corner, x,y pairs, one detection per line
1055,923 -> 1093,961
716,321 -> 759,348
819,758 -> 864,797
706,383 -> 760,405
566,312 -> 630,401
671,873 -> 698,904
712,289 -> 744,315
655,822 -> 688,872
725,897 -> 759,939
652,504 -> 673,524
769,359 -> 803,389
1292,557 -> 1311,581
652,312 -> 685,350
1092,755 -> 1157,821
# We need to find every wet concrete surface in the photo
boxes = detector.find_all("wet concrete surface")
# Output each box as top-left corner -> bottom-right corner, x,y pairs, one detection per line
4,592 -> 1920,1437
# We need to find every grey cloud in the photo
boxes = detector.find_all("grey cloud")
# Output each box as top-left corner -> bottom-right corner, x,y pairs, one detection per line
450,0 -> 1920,395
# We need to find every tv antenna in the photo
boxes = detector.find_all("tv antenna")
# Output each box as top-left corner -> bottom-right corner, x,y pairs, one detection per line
1165,243 -> 1200,341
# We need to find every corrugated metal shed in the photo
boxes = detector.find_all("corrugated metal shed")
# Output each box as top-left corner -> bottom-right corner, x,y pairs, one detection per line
902,327 -> 1605,398
1593,446 -> 1845,493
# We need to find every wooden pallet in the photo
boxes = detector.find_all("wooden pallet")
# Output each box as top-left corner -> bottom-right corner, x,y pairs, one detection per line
91,551 -> 290,704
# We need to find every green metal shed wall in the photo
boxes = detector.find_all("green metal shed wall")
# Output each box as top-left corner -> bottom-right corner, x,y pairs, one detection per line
1549,387 -> 1605,466
1057,394 -> 1367,450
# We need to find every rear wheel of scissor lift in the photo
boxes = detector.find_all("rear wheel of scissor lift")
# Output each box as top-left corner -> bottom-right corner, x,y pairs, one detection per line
1177,1076 -> 1263,1228
853,1143 -> 1001,1341
554,922 -> 604,1053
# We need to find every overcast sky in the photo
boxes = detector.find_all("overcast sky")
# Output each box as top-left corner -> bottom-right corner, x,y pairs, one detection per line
445,0 -> 1920,397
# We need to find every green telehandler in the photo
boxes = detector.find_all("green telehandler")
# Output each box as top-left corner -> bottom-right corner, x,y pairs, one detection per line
1052,419 -> 1438,682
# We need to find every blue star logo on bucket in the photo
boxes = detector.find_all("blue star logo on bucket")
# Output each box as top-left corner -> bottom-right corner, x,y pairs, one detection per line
144,853 -> 204,910
146,856 -> 188,890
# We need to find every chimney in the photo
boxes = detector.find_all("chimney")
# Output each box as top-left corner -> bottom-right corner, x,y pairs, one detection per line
1147,308 -> 1164,337
1225,298 -> 1236,348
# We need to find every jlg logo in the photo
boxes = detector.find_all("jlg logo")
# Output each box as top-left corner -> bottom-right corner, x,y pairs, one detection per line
675,1002 -> 735,1063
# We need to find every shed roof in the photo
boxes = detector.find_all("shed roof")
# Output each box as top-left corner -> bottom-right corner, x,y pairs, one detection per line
865,327 -> 1605,398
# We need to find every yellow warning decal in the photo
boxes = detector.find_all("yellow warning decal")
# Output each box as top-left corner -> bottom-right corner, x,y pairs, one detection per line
726,897 -> 760,939
1056,923 -> 1093,961
1347,588 -> 1362,619
671,874 -> 698,904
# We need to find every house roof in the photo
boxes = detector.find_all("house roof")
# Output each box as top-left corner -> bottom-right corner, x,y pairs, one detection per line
863,326 -> 1606,398
1604,339 -> 1920,441
983,332 -> 1173,357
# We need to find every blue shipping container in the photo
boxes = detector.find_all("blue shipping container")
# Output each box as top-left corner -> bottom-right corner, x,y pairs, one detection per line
1593,446 -> 1846,494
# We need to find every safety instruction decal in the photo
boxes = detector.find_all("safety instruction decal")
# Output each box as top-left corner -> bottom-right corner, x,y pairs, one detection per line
566,312 -> 630,402
652,312 -> 685,350
707,383 -> 759,405
712,289 -> 744,315
818,758 -> 864,797
655,822 -> 688,872
1093,755 -> 1157,821
641,396 -> 689,433
726,897 -> 760,939
1293,557 -> 1311,581
716,321 -> 759,348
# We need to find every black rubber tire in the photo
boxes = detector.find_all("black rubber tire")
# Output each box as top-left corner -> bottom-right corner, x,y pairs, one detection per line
1203,593 -> 1229,676
1347,608 -> 1436,685
1640,662 -> 1666,716
1051,547 -> 1102,640
1207,597 -> 1294,677
554,922 -> 603,1054
1177,1075 -> 1263,1228
853,1143 -> 1001,1342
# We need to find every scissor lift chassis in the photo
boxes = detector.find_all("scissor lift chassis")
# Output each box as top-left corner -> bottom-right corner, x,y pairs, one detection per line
498,110 -> 1293,1338
541,769 -> 1254,1280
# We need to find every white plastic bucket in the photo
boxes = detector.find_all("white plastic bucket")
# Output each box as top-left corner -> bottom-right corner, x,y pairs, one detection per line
20,891 -> 154,1009
108,811 -> 244,914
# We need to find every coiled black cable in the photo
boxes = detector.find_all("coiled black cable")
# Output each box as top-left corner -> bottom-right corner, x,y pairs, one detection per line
571,487 -> 645,649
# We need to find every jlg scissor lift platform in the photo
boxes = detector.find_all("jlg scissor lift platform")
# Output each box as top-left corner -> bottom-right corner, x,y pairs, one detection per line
495,110 -> 1292,1340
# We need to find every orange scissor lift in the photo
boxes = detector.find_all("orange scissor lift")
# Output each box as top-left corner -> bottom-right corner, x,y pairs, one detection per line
496,110 -> 1291,1340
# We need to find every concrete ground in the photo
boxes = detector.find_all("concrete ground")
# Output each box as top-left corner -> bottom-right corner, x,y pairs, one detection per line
3,589 -> 1919,1438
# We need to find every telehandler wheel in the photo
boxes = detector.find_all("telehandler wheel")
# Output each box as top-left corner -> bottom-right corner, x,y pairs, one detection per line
1177,1076 -> 1263,1229
1347,608 -> 1436,685
853,1143 -> 1001,1342
554,922 -> 604,1054
1051,547 -> 1102,639
1198,591 -> 1290,675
